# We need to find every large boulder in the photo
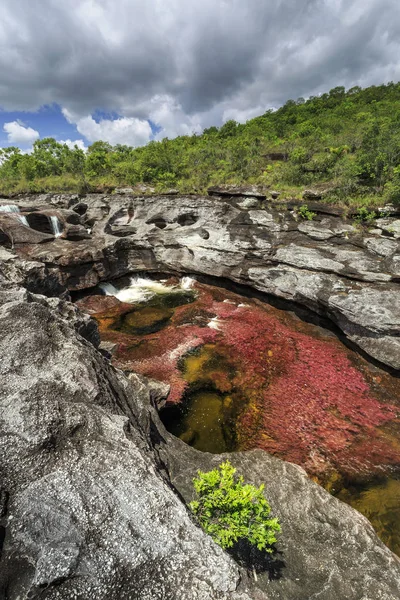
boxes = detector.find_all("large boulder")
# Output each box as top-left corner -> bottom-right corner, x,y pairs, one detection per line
159,430 -> 400,600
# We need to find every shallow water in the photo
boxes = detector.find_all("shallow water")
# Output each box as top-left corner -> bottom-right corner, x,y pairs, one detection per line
77,275 -> 400,555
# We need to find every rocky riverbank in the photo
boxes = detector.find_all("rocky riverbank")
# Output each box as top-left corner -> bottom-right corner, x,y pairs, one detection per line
0,192 -> 399,599
2,191 -> 399,371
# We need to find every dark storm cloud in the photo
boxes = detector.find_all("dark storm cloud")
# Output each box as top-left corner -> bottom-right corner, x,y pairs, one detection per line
1,0 -> 400,139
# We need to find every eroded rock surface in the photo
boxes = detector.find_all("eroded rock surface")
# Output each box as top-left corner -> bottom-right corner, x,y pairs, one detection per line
0,261 -> 399,599
8,193 -> 400,371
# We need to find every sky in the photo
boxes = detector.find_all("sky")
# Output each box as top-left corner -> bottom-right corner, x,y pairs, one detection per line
1,0 -> 400,151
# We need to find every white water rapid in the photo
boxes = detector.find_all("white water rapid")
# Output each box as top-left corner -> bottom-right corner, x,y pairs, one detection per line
99,276 -> 196,304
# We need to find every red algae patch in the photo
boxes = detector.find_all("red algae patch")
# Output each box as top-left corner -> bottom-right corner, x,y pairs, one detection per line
80,281 -> 400,483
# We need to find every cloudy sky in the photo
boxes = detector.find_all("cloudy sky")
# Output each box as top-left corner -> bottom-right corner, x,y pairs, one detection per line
1,0 -> 399,150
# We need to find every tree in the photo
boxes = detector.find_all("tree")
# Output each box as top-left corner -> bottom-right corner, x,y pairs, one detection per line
189,461 -> 280,552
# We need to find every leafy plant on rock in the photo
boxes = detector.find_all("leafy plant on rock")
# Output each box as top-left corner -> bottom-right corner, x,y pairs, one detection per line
353,206 -> 377,224
298,204 -> 317,220
189,460 -> 280,552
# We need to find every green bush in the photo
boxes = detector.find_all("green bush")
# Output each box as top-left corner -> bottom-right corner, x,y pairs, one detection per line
189,460 -> 280,552
353,206 -> 377,223
298,204 -> 317,220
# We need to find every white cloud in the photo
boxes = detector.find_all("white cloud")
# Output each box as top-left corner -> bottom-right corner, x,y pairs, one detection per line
62,109 -> 151,146
3,121 -> 39,145
1,0 -> 399,142
149,95 -> 202,140
59,138 -> 87,151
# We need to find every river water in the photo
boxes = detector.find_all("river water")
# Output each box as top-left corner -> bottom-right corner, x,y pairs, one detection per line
77,274 -> 400,556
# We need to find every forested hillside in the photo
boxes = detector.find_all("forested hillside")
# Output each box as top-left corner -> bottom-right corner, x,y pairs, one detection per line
2,82 -> 400,206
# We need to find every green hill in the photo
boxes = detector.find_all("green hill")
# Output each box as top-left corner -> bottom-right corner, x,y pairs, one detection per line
2,82 -> 400,207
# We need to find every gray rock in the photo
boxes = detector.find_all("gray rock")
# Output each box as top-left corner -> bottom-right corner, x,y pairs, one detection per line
208,186 -> 267,200
7,193 -> 400,370
160,430 -> 400,600
114,187 -> 134,195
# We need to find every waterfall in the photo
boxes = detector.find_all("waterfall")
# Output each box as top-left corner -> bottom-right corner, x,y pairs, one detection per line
0,204 -> 30,227
99,276 -> 197,304
0,204 -> 20,213
181,276 -> 195,290
18,215 -> 29,227
49,216 -> 62,238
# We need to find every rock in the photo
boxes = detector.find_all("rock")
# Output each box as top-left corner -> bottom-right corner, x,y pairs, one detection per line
269,190 -> 280,199
109,224 -> 137,237
65,211 -> 82,225
237,197 -> 260,209
1,279 -> 399,599
159,429 -> 400,600
378,204 -> 400,217
0,289 -> 258,600
0,213 -> 54,245
302,189 -> 323,200
288,200 -> 345,217
114,187 -> 134,195
67,195 -> 81,208
63,224 -> 91,241
365,237 -> 399,257
376,218 -> 400,238
208,186 -> 267,200
72,202 -> 88,215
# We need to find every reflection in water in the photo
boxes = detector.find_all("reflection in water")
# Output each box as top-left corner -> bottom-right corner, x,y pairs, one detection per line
77,275 -> 400,556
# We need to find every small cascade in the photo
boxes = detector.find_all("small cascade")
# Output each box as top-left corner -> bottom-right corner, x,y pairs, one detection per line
99,276 -> 197,304
181,276 -> 196,290
19,215 -> 29,227
99,282 -> 120,296
49,215 -> 62,238
0,204 -> 20,213
0,204 -> 30,227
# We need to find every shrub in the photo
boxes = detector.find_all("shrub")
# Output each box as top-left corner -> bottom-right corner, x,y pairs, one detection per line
353,206 -> 377,223
298,204 -> 317,220
189,460 -> 280,552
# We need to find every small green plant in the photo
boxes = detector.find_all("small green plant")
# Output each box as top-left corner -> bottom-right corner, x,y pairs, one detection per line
353,206 -> 377,223
298,204 -> 317,220
189,460 -> 280,552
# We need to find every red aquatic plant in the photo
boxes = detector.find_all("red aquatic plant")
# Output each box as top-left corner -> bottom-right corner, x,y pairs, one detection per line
82,282 -> 400,480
